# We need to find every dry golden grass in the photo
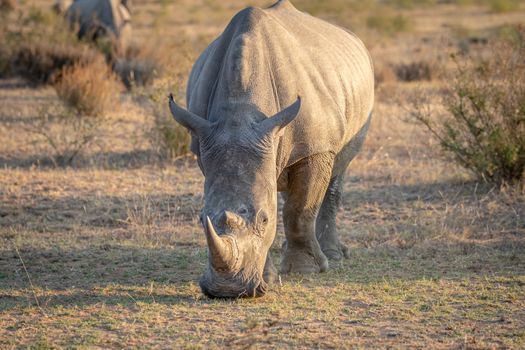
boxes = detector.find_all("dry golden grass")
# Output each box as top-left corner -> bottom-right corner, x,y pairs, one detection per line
54,58 -> 122,117
0,0 -> 524,349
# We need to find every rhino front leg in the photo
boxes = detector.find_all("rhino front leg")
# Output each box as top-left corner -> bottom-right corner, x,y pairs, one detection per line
316,175 -> 350,261
280,153 -> 333,274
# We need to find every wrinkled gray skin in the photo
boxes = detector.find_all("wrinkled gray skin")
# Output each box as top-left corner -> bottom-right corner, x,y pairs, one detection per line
169,0 -> 374,298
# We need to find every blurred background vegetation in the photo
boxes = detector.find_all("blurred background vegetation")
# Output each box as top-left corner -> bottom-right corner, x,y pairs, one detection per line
0,0 -> 523,184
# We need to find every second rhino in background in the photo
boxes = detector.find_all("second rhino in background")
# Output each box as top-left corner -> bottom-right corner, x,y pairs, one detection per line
56,0 -> 132,50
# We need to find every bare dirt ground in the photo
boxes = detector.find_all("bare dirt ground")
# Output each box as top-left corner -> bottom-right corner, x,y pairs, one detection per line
1,0 -> 524,348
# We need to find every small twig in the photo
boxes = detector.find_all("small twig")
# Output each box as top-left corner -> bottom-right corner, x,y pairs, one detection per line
148,281 -> 156,304
15,246 -> 46,316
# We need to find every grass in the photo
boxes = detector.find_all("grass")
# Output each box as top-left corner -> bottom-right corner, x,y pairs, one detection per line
0,163 -> 523,347
1,93 -> 523,346
0,0 -> 524,348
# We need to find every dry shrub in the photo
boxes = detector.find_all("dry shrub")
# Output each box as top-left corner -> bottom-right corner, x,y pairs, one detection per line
386,0 -> 437,8
374,61 -> 397,87
139,37 -> 194,160
0,15 -> 10,76
366,12 -> 412,36
294,0 -> 372,15
26,58 -> 121,165
0,7 -> 120,165
456,0 -> 520,13
0,6 -> 105,83
395,61 -> 433,82
114,58 -> 159,88
145,81 -> 191,160
1,5 -> 163,89
0,0 -> 16,13
151,115 -> 191,160
0,0 -> 16,12
113,42 -> 165,89
412,29 -> 525,184
486,0 -> 519,13
27,104 -> 104,166
147,88 -> 191,160
0,6 -> 139,88
11,43 -> 100,84
54,58 -> 121,116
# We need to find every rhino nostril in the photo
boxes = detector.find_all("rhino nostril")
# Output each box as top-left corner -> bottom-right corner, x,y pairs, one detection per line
238,207 -> 248,215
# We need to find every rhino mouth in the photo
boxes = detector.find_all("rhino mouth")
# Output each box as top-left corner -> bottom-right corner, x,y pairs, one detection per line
199,270 -> 267,298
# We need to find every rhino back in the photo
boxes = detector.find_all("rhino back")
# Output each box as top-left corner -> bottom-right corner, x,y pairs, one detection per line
186,0 -> 374,170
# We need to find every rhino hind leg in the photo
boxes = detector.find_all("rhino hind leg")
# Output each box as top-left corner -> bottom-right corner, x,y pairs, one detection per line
316,114 -> 372,260
280,153 -> 334,275
316,175 -> 350,261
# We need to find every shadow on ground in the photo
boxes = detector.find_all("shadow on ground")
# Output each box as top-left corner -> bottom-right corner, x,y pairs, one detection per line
0,149 -> 183,170
1,177 -> 523,310
1,233 -> 523,310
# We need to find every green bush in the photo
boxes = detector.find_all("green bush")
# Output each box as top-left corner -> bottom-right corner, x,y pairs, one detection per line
413,29 -> 525,184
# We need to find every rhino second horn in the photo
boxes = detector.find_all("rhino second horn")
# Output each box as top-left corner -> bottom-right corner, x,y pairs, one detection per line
205,216 -> 237,270
168,93 -> 211,137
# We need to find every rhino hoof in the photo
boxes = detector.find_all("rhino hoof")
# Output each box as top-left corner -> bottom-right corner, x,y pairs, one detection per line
280,247 -> 328,274
321,243 -> 350,261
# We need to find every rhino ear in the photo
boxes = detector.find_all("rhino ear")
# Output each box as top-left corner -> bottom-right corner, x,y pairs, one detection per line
168,93 -> 211,137
259,97 -> 301,137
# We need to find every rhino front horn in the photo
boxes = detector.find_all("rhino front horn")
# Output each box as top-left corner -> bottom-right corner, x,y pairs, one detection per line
205,216 -> 238,271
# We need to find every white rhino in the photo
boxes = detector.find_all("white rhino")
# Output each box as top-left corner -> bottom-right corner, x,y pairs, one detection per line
65,0 -> 131,49
169,0 -> 374,298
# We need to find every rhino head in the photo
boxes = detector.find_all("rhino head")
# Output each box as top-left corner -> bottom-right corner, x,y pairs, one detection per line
168,94 -> 301,298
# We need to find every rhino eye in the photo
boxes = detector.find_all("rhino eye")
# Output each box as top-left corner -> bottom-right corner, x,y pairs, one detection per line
255,210 -> 268,236
259,211 -> 268,225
